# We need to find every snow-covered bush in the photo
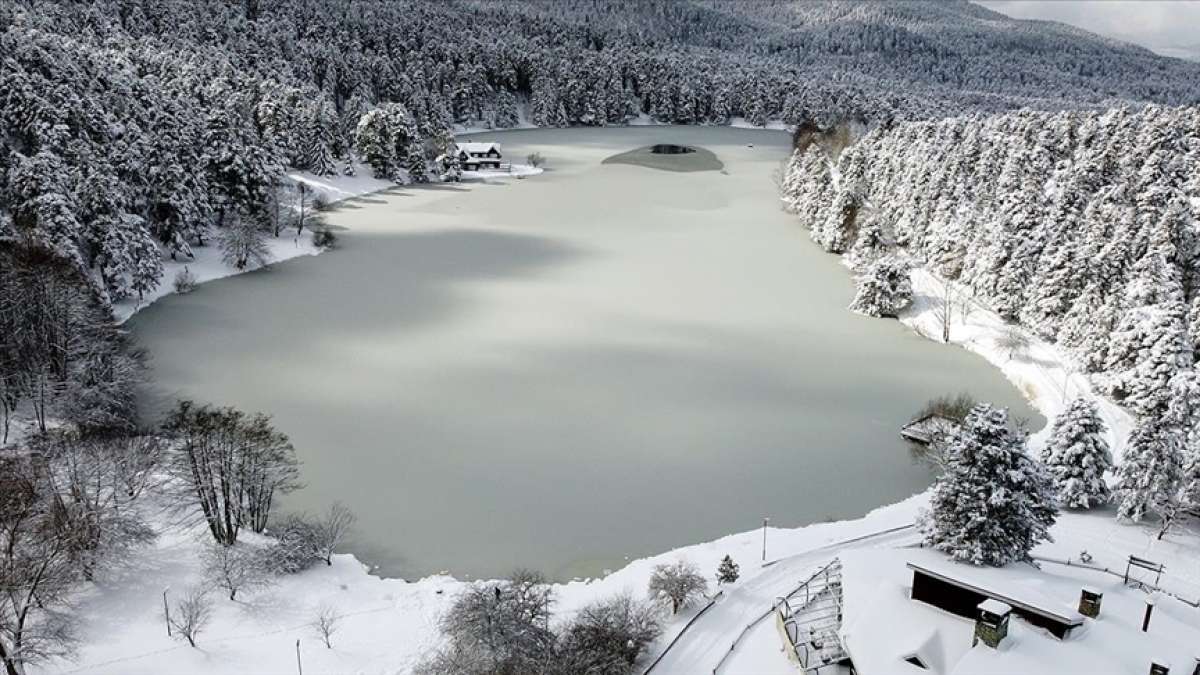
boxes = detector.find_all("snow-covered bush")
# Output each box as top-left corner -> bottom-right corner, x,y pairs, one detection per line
556,593 -> 662,673
425,569 -> 555,673
1040,398 -> 1112,509
173,266 -> 197,294
265,514 -> 322,574
647,559 -> 707,614
921,403 -> 1058,566
312,226 -> 338,249
849,255 -> 912,318
527,152 -> 545,168
218,215 -> 271,271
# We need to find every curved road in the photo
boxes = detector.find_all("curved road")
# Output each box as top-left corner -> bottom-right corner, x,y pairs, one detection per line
647,527 -> 919,674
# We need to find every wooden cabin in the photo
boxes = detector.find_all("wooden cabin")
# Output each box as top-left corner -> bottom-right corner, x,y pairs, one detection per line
456,141 -> 502,170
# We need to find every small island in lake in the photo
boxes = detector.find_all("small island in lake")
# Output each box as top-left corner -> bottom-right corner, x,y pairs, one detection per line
602,143 -> 723,172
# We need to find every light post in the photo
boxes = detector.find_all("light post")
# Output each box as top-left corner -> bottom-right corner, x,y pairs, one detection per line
762,517 -> 770,563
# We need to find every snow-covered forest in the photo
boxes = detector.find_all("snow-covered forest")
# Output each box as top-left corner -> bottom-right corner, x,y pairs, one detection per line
782,103 -> 1200,531
4,0 -> 1200,307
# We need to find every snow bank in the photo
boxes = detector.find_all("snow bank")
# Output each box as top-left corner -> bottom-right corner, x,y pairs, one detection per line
112,161 -> 543,324
112,165 -> 391,324
461,163 -> 544,181
111,229 -> 321,324
729,116 -> 792,131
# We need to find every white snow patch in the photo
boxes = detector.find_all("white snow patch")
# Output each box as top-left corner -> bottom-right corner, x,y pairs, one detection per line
729,116 -> 793,132
460,163 -> 544,182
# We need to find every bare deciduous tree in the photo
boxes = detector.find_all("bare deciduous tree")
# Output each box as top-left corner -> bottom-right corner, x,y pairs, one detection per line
311,604 -> 339,649
265,513 -> 321,574
0,456 -> 79,675
170,588 -> 212,648
32,431 -> 156,581
204,543 -> 272,601
439,569 -> 555,672
931,279 -> 956,343
218,213 -> 271,270
315,502 -> 355,565
164,401 -> 301,545
647,560 -> 707,614
557,593 -> 661,674
996,324 -> 1031,361
106,433 -> 166,500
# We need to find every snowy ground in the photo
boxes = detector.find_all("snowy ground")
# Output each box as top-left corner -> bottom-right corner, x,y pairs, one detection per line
111,161 -> 541,324
37,497 -> 924,675
901,267 -> 1134,460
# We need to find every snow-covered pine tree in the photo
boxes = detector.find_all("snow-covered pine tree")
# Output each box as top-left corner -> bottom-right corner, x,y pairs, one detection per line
921,403 -> 1058,566
354,103 -> 419,181
1039,398 -> 1112,509
1115,416 -> 1183,522
716,555 -> 739,585
845,216 -> 888,272
849,255 -> 912,318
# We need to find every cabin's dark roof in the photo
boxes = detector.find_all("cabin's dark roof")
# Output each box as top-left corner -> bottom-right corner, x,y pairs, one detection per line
906,561 -> 1084,628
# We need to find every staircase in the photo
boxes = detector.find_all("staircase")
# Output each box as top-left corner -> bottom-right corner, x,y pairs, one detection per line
775,559 -> 848,672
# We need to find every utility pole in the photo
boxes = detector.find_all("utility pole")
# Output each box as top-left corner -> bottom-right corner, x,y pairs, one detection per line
163,588 -> 171,637
296,639 -> 303,675
762,517 -> 770,562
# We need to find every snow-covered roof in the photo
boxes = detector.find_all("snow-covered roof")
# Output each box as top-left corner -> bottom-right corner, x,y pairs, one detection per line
978,598 -> 1012,616
839,547 -> 1200,675
456,142 -> 501,154
906,557 -> 1084,626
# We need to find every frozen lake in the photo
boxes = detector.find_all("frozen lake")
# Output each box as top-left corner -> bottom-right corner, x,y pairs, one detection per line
131,126 -> 1040,580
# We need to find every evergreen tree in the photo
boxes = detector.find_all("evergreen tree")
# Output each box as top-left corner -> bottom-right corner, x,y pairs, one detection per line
1115,417 -> 1183,522
849,255 -> 912,318
716,555 -> 739,585
921,404 -> 1058,566
1040,398 -> 1112,509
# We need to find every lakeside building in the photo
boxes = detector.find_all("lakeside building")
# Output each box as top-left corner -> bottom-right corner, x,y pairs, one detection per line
456,141 -> 503,170
776,547 -> 1200,674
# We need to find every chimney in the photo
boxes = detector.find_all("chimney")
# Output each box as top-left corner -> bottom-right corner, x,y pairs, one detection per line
1149,664 -> 1169,675
1079,587 -> 1103,618
973,599 -> 1012,649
